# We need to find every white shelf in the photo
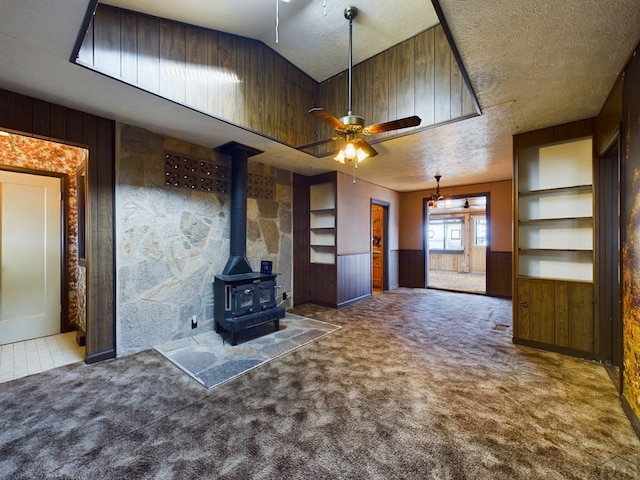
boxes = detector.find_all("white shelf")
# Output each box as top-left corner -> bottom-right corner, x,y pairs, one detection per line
517,136 -> 593,281
310,182 -> 336,264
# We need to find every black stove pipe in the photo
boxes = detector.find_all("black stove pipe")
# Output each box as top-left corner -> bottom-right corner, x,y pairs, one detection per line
214,141 -> 263,276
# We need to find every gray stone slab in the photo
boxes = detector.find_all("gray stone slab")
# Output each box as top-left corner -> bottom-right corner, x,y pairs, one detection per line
196,359 -> 263,388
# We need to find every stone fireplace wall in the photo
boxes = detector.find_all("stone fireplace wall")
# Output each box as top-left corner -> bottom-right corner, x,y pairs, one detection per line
116,124 -> 293,355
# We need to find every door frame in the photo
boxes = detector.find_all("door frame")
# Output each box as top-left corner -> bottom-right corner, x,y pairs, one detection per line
596,130 -> 623,387
0,165 -> 70,335
424,192 -> 490,293
371,199 -> 390,291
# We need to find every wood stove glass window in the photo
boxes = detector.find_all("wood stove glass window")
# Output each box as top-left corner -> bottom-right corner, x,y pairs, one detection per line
233,285 -> 256,316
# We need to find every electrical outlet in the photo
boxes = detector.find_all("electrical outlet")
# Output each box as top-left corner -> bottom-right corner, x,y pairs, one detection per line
282,292 -> 287,301
191,315 -> 197,329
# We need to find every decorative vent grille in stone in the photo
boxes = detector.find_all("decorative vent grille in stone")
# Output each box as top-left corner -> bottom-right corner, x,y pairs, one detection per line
248,173 -> 275,200
165,153 -> 229,194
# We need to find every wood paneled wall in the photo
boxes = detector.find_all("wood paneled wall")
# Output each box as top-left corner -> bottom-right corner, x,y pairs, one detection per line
487,251 -> 512,298
337,253 -> 372,307
79,4 -> 317,148
0,88 -> 115,364
78,5 -> 478,156
315,24 -> 478,155
596,76 -> 623,155
399,250 -> 426,288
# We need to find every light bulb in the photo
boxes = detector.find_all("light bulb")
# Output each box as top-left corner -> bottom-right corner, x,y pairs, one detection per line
344,142 -> 356,159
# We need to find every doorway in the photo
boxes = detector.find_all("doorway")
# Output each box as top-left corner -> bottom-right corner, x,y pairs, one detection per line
0,170 -> 63,344
597,138 -> 622,389
425,194 -> 488,294
371,200 -> 388,294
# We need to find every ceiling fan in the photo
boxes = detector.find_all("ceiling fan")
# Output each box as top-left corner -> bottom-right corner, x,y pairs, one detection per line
299,6 -> 422,164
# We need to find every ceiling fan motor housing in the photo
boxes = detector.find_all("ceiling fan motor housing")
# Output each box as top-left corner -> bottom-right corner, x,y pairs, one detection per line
340,115 -> 365,133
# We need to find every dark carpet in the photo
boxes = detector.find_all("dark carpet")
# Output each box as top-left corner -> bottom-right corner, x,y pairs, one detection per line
1,288 -> 638,479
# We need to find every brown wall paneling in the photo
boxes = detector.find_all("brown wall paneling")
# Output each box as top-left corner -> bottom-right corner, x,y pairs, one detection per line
337,253 -> 372,306
137,14 -> 160,93
83,4 -> 317,149
244,40 -> 264,134
160,21 -> 187,103
556,282 -> 595,352
596,76 -> 623,155
121,11 -> 138,85
93,5 -> 121,77
514,118 -> 595,150
528,279 -> 555,345
450,50 -> 463,118
293,173 -> 310,305
399,250 -> 425,288
309,264 -> 337,306
414,28 -> 436,126
395,40 -> 415,122
185,25 -> 208,112
433,25 -> 451,123
388,250 -> 399,290
77,16 -> 94,67
486,251 -> 512,298
0,88 -> 116,363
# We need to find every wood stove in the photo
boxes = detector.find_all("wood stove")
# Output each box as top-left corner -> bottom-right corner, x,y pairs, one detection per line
212,141 -> 284,345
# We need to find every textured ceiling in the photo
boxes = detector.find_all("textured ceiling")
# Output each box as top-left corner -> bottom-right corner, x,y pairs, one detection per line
0,1 -> 638,192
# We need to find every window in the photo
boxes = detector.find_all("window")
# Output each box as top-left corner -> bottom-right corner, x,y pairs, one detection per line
474,217 -> 487,246
428,217 -> 464,251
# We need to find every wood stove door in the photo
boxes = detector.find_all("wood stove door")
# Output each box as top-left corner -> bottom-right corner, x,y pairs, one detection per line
232,285 -> 257,316
258,282 -> 276,310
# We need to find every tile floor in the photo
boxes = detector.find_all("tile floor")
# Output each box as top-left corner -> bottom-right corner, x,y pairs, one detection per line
0,332 -> 85,384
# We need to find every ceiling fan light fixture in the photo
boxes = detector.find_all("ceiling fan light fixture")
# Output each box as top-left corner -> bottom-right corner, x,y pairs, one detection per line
334,141 -> 369,164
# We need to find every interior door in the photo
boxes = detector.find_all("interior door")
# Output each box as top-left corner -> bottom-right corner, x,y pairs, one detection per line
470,215 -> 487,273
0,170 -> 62,345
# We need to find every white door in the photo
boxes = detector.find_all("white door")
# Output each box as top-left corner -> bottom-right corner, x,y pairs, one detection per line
470,215 -> 487,273
0,170 -> 61,345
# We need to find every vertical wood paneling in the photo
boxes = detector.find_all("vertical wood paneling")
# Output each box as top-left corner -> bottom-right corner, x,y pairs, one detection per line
32,100 -> 51,138
567,283 -> 594,352
185,26 -> 208,111
371,51 -> 389,126
414,29 -> 436,126
528,279 -> 555,344
293,173 -> 310,305
396,40 -> 415,121
159,21 -> 186,103
516,278 -> 529,339
450,50 -> 462,118
217,33 -> 237,122
206,30 -> 219,115
77,18 -> 94,66
399,250 -> 425,288
137,15 -> 160,93
487,251 -> 512,298
235,37 -> 247,126
388,250 -> 399,290
50,104 -> 68,140
93,6 -> 121,77
14,95 -> 33,134
337,253 -> 371,306
245,41 -> 264,133
66,109 -> 84,145
83,5 -> 477,151
434,25 -> 451,123
121,11 -> 138,84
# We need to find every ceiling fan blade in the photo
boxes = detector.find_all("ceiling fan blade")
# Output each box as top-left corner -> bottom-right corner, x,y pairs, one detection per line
362,115 -> 422,135
309,108 -> 347,131
297,136 -> 341,150
353,138 -> 378,158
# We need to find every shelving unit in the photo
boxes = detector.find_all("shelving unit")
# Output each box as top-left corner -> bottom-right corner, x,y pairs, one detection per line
517,137 -> 594,282
513,121 -> 597,356
310,182 -> 336,264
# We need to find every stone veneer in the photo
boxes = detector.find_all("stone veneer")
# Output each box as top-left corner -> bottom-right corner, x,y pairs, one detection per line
116,124 -> 293,355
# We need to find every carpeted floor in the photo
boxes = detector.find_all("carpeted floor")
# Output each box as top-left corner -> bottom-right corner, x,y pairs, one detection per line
1,288 -> 638,479
155,313 -> 340,388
